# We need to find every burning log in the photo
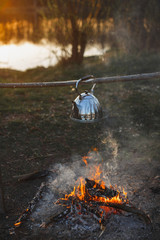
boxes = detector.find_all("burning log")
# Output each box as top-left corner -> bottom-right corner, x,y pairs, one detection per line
57,198 -> 151,225
79,201 -> 104,223
14,182 -> 46,228
89,201 -> 151,224
85,178 -> 118,198
55,176 -> 151,226
54,199 -> 103,226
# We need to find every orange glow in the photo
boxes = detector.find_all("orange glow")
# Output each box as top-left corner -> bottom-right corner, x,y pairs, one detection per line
59,148 -> 128,218
92,147 -> 98,152
123,188 -> 128,199
82,156 -> 90,165
14,221 -> 21,227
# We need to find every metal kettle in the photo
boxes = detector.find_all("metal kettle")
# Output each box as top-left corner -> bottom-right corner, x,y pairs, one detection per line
71,75 -> 103,123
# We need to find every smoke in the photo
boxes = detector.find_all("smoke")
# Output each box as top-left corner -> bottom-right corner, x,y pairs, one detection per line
47,132 -> 120,200
114,22 -> 134,53
29,125 -> 153,240
30,147 -> 119,226
49,150 -> 103,194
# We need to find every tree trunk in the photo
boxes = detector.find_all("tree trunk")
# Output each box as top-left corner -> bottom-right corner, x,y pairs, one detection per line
70,16 -> 87,64
70,16 -> 80,63
79,31 -> 87,63
71,28 -> 79,62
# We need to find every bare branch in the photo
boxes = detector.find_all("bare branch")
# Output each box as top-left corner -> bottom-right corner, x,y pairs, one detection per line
0,72 -> 159,88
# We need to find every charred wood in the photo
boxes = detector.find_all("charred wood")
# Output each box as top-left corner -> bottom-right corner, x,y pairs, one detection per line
57,198 -> 151,225
89,201 -> 151,224
57,199 -> 104,224
42,206 -> 70,228
85,178 -> 118,198
14,182 -> 46,228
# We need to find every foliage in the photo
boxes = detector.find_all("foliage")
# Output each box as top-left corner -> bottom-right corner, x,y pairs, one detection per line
40,0 -> 110,64
0,0 -> 160,62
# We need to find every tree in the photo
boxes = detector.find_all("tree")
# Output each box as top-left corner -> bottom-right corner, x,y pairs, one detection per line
41,0 -> 107,64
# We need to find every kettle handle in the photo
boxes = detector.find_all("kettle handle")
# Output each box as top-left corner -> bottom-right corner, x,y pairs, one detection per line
76,75 -> 95,96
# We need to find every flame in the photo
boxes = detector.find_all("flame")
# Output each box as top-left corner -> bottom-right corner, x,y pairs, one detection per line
14,221 -> 21,227
60,148 -> 127,217
82,156 -> 90,165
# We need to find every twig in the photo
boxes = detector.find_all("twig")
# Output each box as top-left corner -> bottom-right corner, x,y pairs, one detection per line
42,207 -> 70,228
14,182 -> 46,228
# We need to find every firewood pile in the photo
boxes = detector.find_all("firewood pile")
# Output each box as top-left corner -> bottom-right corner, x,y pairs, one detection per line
43,178 -> 150,228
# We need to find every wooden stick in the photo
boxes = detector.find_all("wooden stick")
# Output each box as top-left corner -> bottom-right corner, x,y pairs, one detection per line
0,72 -> 160,88
14,182 -> 46,228
42,207 -> 70,228
12,170 -> 50,182
90,201 -> 151,224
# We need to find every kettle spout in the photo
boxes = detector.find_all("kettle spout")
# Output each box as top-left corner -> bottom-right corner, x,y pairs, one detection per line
71,101 -> 80,119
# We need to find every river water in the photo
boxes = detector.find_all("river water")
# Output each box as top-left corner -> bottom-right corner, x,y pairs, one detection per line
0,40 -> 109,71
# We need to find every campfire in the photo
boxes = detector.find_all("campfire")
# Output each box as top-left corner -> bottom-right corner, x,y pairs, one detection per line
55,148 -> 128,226
13,148 -> 151,235
40,148 -> 150,229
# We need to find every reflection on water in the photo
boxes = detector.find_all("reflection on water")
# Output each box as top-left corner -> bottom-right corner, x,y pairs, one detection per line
0,40 -> 109,71
0,41 -> 60,71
